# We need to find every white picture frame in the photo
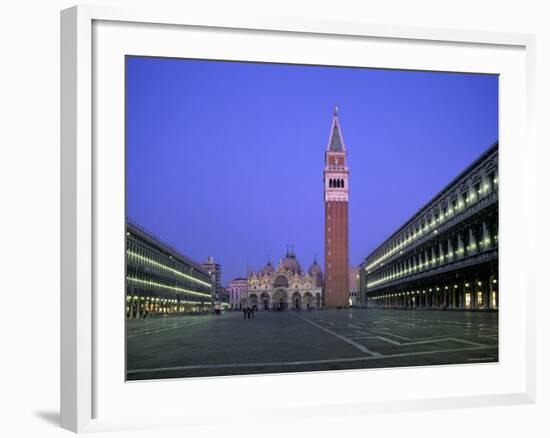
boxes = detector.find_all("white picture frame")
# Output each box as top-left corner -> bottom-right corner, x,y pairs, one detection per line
60,4 -> 537,433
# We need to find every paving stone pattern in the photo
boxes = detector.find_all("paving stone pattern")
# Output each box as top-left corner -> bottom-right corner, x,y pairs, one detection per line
127,308 -> 498,380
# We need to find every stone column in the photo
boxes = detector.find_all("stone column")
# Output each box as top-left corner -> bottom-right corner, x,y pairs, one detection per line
483,279 -> 490,310
457,234 -> 464,258
469,228 -> 477,255
447,238 -> 454,262
479,172 -> 487,199
471,183 -> 478,204
482,221 -> 490,251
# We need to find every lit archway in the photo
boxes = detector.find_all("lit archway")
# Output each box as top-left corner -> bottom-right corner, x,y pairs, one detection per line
292,292 -> 302,310
304,292 -> 313,310
260,292 -> 270,310
273,289 -> 288,311
249,293 -> 258,310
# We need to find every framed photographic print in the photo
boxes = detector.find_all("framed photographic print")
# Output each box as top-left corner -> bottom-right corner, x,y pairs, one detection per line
61,5 -> 537,433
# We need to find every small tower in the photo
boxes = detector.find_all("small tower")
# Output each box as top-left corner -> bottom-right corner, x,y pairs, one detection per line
323,106 -> 350,308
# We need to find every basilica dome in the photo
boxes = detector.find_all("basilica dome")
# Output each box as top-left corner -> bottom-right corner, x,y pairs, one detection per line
261,260 -> 275,275
280,247 -> 302,275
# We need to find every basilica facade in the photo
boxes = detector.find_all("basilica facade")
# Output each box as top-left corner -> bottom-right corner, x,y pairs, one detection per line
245,249 -> 323,310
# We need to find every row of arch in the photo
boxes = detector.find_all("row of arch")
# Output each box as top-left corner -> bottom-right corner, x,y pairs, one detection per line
248,290 -> 322,310
367,210 -> 498,288
368,272 -> 498,310
366,152 -> 498,267
329,178 -> 345,188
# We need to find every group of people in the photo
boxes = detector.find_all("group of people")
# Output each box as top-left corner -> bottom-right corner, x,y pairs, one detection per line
241,303 -> 316,317
243,306 -> 255,319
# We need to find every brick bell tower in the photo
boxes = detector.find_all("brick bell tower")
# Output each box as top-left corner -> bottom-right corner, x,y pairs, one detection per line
324,106 -> 350,308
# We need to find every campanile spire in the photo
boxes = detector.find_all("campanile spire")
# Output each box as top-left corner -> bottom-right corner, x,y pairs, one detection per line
323,106 -> 350,308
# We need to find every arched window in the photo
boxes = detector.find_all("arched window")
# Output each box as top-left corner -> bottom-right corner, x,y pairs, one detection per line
274,275 -> 289,288
341,179 -> 344,188
336,179 -> 340,188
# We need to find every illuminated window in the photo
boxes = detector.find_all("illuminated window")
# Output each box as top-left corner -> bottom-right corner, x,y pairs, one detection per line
491,291 -> 497,308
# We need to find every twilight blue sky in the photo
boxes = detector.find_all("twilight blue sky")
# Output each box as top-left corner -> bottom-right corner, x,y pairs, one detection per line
126,56 -> 498,285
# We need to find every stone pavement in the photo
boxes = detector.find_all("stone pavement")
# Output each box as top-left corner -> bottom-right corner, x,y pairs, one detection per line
126,308 -> 498,380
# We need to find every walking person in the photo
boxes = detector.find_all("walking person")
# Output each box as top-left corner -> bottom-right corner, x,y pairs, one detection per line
243,306 -> 247,319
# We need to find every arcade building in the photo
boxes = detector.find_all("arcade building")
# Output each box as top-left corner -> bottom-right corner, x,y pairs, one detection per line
360,142 -> 498,311
126,220 -> 213,318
